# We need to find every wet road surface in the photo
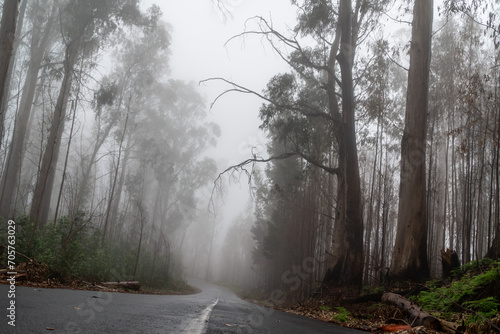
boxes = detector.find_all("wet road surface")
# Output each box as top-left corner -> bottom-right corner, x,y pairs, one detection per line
0,279 -> 364,333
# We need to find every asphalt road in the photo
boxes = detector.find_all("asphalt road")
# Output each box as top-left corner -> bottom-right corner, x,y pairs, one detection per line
0,279 -> 364,333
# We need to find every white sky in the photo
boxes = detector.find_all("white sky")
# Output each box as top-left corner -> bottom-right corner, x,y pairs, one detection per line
143,0 -> 298,224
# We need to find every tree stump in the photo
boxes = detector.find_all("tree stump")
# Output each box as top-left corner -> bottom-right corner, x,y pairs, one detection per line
441,248 -> 460,278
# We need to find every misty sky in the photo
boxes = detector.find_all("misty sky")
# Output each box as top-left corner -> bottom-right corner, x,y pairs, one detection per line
143,0 -> 297,223
140,0 -> 438,226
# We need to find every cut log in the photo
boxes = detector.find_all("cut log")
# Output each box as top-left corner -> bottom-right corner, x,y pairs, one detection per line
0,270 -> 27,280
382,292 -> 442,330
100,281 -> 140,291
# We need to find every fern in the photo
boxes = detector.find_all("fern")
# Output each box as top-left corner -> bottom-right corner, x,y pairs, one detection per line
415,260 -> 500,324
332,307 -> 350,322
463,297 -> 499,319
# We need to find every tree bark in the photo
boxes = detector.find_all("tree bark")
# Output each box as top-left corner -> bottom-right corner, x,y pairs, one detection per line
53,99 -> 78,223
382,292 -> 442,330
0,0 -> 19,145
0,4 -> 56,220
0,0 -> 26,146
390,0 -> 433,280
29,36 -> 81,229
323,0 -> 364,286
102,108 -> 130,245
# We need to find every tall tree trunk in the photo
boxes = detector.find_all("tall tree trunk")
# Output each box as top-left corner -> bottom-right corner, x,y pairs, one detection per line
53,99 -> 78,223
107,123 -> 133,244
323,0 -> 364,286
0,4 -> 55,220
29,36 -> 81,229
0,0 -> 26,146
73,120 -> 114,216
133,201 -> 146,281
0,0 -> 19,146
390,0 -> 433,280
486,105 -> 500,260
102,108 -> 130,245
364,116 -> 381,283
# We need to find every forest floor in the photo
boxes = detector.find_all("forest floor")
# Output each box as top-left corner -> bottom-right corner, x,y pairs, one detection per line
243,283 -> 500,333
239,260 -> 500,334
242,283 -> 432,334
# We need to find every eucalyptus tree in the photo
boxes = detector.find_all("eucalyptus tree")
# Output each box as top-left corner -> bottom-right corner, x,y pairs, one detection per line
0,0 -> 20,143
251,139 -> 309,290
29,0 -> 158,229
0,0 -> 26,147
210,0 -> 390,286
111,79 -> 219,279
0,1 -> 57,220
356,38 -> 405,283
129,80 -> 220,237
390,0 -> 433,280
444,0 -> 500,264
75,20 -> 170,223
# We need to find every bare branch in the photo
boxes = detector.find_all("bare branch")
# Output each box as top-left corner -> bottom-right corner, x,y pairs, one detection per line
213,149 -> 339,195
199,77 -> 340,123
225,16 -> 336,85
225,16 -> 300,51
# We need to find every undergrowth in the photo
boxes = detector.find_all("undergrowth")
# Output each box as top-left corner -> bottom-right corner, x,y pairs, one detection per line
414,258 -> 500,325
319,305 -> 351,322
332,306 -> 351,322
0,215 -> 186,292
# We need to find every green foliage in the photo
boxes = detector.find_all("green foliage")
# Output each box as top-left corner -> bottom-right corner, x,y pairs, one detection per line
415,259 -> 500,324
0,215 -> 183,291
319,305 -> 332,311
332,307 -> 350,323
463,297 -> 499,320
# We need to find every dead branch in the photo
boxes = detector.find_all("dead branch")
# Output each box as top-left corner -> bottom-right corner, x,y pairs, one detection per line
225,16 -> 338,86
0,245 -> 33,261
199,77 -> 339,124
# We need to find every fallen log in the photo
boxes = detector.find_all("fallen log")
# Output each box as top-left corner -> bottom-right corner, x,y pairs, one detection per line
0,270 -> 27,279
100,281 -> 140,291
382,292 -> 442,330
440,319 -> 466,333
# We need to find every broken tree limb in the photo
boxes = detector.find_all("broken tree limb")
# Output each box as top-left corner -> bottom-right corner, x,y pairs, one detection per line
100,281 -> 140,291
382,292 -> 442,330
440,319 -> 466,334
0,245 -> 33,261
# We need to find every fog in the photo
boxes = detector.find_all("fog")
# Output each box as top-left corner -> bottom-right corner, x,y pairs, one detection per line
1,0 -> 499,298
148,0 -> 298,283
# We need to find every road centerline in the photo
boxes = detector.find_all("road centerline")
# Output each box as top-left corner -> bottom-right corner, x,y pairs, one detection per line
183,292 -> 220,334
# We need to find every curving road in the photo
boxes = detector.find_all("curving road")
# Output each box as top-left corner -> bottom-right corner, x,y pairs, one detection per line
0,279 -> 364,333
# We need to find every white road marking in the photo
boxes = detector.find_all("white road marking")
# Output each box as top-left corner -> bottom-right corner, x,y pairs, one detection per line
183,293 -> 220,334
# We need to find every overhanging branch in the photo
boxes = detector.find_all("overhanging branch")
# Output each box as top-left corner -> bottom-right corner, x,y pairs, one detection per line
199,77 -> 340,124
213,150 -> 339,195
